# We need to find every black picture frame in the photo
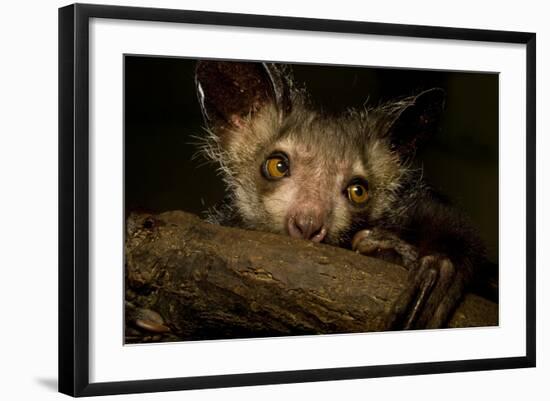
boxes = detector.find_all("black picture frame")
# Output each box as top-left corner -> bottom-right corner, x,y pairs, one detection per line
59,3 -> 536,397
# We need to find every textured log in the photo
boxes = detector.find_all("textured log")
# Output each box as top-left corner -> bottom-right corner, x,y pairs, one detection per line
125,211 -> 498,343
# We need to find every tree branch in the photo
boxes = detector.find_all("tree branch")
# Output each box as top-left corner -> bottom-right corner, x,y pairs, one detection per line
125,211 -> 497,343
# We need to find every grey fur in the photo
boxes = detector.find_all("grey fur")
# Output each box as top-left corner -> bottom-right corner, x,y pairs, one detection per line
194,61 -> 429,247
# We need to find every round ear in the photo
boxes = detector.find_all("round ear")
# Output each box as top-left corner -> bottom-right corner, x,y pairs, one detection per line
388,88 -> 446,157
195,61 -> 291,132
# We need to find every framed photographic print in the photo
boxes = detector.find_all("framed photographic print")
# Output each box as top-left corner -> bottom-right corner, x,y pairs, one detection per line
58,3 -> 536,397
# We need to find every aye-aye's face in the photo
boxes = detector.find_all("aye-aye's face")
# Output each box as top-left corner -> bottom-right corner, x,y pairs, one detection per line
196,62 -> 443,245
221,106 -> 404,246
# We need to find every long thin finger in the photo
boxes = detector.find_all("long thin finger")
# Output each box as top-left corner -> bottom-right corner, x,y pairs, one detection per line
404,268 -> 437,330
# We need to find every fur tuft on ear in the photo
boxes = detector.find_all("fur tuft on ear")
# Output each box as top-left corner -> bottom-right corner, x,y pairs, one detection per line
388,88 -> 446,157
195,61 -> 292,132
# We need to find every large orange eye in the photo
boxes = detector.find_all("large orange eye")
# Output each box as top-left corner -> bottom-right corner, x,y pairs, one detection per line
346,179 -> 369,206
262,153 -> 290,180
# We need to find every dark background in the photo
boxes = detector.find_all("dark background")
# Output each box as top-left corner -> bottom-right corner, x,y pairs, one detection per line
125,56 -> 499,262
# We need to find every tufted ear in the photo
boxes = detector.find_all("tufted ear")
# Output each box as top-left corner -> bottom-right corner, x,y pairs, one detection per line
195,60 -> 291,133
388,88 -> 446,158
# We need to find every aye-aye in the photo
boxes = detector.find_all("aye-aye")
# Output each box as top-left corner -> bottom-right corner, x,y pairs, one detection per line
194,60 -> 493,330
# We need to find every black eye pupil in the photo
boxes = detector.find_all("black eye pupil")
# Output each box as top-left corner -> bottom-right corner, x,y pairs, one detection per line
276,160 -> 287,173
353,185 -> 363,196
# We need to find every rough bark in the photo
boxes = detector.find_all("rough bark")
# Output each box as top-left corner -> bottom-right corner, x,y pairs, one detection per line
125,211 -> 498,343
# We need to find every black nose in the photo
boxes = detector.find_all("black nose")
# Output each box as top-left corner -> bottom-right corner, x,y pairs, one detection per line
288,213 -> 327,242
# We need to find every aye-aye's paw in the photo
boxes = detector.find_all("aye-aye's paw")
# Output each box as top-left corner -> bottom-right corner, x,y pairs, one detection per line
352,228 -> 418,269
387,254 -> 466,330
352,230 -> 465,330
